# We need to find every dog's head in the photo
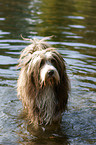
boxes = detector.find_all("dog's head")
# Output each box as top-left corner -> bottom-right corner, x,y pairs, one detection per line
27,48 -> 65,88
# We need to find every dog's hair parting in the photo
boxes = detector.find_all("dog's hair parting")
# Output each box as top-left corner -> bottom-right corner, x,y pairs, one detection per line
17,36 -> 69,126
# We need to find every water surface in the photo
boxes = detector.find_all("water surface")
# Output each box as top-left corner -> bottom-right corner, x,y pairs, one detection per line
0,0 -> 96,144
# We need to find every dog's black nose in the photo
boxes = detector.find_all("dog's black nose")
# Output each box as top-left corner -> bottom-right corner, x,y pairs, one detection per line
48,70 -> 54,76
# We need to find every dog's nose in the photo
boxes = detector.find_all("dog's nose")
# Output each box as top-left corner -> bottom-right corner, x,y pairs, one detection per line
48,70 -> 54,76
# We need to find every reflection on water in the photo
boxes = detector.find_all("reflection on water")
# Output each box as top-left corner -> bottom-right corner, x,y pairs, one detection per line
0,0 -> 96,144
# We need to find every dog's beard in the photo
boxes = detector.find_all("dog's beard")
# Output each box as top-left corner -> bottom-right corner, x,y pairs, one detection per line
36,86 -> 57,125
41,77 -> 57,88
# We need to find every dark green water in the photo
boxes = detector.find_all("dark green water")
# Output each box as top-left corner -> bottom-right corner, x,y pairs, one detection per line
0,0 -> 96,144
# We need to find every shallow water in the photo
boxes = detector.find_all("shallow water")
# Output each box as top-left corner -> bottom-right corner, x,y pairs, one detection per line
0,0 -> 96,144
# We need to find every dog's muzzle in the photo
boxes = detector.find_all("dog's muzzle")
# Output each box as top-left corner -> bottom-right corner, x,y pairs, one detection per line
40,63 -> 60,86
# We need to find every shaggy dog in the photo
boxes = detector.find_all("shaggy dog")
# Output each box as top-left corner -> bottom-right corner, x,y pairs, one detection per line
17,36 -> 69,126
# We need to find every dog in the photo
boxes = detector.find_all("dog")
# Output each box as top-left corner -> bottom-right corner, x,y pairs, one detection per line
17,36 -> 69,126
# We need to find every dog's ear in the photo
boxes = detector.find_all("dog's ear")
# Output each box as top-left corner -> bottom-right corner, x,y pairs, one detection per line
27,58 -> 43,91
56,70 -> 69,112
50,50 -> 69,111
55,56 -> 69,112
26,71 -> 36,100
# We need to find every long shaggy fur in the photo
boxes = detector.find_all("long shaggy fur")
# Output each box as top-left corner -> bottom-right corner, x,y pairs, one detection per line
17,36 -> 69,126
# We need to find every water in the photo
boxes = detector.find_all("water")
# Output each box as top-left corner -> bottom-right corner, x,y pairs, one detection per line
0,0 -> 96,144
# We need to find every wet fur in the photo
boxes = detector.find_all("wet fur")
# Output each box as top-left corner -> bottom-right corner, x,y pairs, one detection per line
17,36 -> 69,126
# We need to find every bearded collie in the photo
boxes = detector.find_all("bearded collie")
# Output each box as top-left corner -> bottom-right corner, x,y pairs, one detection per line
17,36 -> 69,126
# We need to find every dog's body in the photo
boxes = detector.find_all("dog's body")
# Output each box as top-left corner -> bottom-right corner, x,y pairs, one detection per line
17,37 -> 69,126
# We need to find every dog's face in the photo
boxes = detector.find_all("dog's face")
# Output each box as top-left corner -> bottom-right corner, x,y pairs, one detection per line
40,59 -> 60,86
39,51 -> 60,86
27,48 -> 65,89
